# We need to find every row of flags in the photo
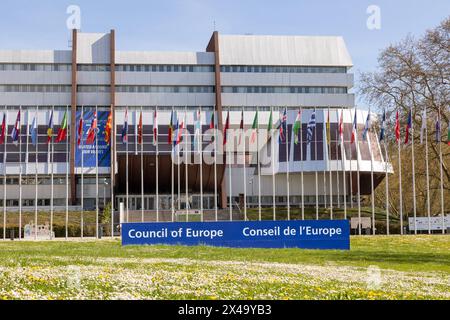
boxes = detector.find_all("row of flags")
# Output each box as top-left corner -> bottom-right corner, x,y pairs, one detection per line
0,108 -> 449,148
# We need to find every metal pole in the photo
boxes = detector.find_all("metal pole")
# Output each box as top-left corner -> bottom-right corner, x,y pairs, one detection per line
411,107 -> 417,234
369,111 -> 375,235
228,107 -> 233,221
424,108 -> 431,234
126,107 -> 129,222
355,108 -> 362,235
185,107 -> 189,221
314,108 -> 318,220
171,106 -> 175,222
328,107 -> 333,219
242,107 -> 247,221
81,106 -> 84,238
256,107 -> 261,220
50,106 -> 54,238
3,106 -> 7,240
438,107 -> 445,234
397,111 -> 403,235
214,109 -> 218,221
66,106 -> 69,239
384,139 -> 389,235
340,107 -> 347,219
156,106 -> 159,222
285,107 -> 291,221
141,106 -> 144,222
34,107 -> 38,240
271,107 -> 276,220
95,106 -> 99,238
19,105 -> 22,240
299,108 -> 303,220
199,107 -> 203,222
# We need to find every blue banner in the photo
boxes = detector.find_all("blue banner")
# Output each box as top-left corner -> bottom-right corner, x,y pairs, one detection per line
122,220 -> 350,250
75,110 -> 111,168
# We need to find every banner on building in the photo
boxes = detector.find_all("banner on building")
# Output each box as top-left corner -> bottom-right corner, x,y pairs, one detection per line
75,110 -> 111,168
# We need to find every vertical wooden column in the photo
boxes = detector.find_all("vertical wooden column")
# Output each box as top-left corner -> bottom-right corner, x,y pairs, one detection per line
206,31 -> 227,209
70,29 -> 78,205
110,30 -> 116,206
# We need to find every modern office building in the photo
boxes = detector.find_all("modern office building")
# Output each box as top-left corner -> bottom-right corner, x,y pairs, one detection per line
0,30 -> 390,218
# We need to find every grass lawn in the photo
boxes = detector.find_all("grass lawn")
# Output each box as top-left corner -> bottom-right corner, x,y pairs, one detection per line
0,235 -> 448,300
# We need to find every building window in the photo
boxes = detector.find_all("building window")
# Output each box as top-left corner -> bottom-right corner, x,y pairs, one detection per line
220,65 -> 347,74
221,86 -> 347,94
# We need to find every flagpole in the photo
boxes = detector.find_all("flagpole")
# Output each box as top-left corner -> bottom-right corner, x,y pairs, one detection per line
397,110 -> 404,235
141,106 -> 144,222
314,108 -> 318,220
285,107 -> 291,221
155,106 -> 159,223
214,109 -> 218,221
65,106 -> 69,239
110,106 -> 114,238
18,105 -> 22,240
335,110 -> 340,210
95,106 -> 99,238
340,107 -> 347,219
328,107 -> 333,219
81,106 -> 84,238
242,107 -> 247,221
384,133 -> 389,235
185,106 -> 189,221
171,107 -> 175,222
355,107 -> 362,235
3,106 -> 7,240
424,107 -> 431,234
271,107 -> 276,220
411,107 -> 417,234
438,107 -> 444,234
299,108 -> 303,220
256,107 -> 261,221
199,107 -> 203,222
34,107 -> 38,240
228,107 -> 233,221
50,106 -> 54,239
126,107 -> 129,222
323,109 -> 327,212
369,110 -> 375,235
349,108 -> 354,210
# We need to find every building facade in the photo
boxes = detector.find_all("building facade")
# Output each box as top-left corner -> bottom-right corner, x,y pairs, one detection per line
0,30 -> 390,216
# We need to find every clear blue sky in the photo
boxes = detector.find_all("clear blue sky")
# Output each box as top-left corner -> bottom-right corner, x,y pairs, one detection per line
0,0 -> 448,106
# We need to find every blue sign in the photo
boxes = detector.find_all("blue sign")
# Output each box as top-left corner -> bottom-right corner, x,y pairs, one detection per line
75,110 -> 111,168
122,220 -> 350,250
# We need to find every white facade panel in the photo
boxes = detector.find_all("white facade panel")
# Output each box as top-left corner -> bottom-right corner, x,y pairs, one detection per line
219,35 -> 353,67
77,71 -> 110,85
76,33 -> 111,64
220,73 -> 353,88
0,93 -> 71,106
116,51 -> 215,65
0,50 -> 71,64
116,93 -> 215,107
0,71 -> 71,85
221,93 -> 355,107
77,93 -> 111,106
115,72 -> 215,86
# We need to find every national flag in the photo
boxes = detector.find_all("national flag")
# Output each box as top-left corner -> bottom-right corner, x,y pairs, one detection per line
238,110 -> 244,145
338,109 -> 344,145
121,108 -> 128,144
420,109 -> 426,144
86,111 -> 98,145
395,110 -> 400,142
0,113 -> 6,145
153,110 -> 158,146
223,111 -> 230,145
176,113 -> 185,146
168,110 -> 174,144
30,115 -> 37,146
11,110 -> 21,145
435,116 -> 440,142
193,109 -> 201,152
138,111 -> 143,145
326,109 -> 331,145
379,109 -> 386,142
405,109 -> 412,144
104,111 -> 112,145
173,116 -> 179,147
46,110 -> 53,144
362,111 -> 371,141
55,111 -> 67,143
250,111 -> 258,144
293,110 -> 301,144
448,121 -> 450,146
350,110 -> 357,144
306,110 -> 316,145
278,108 -> 287,143
267,109 -> 273,131
209,112 -> 215,129
77,114 -> 83,146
